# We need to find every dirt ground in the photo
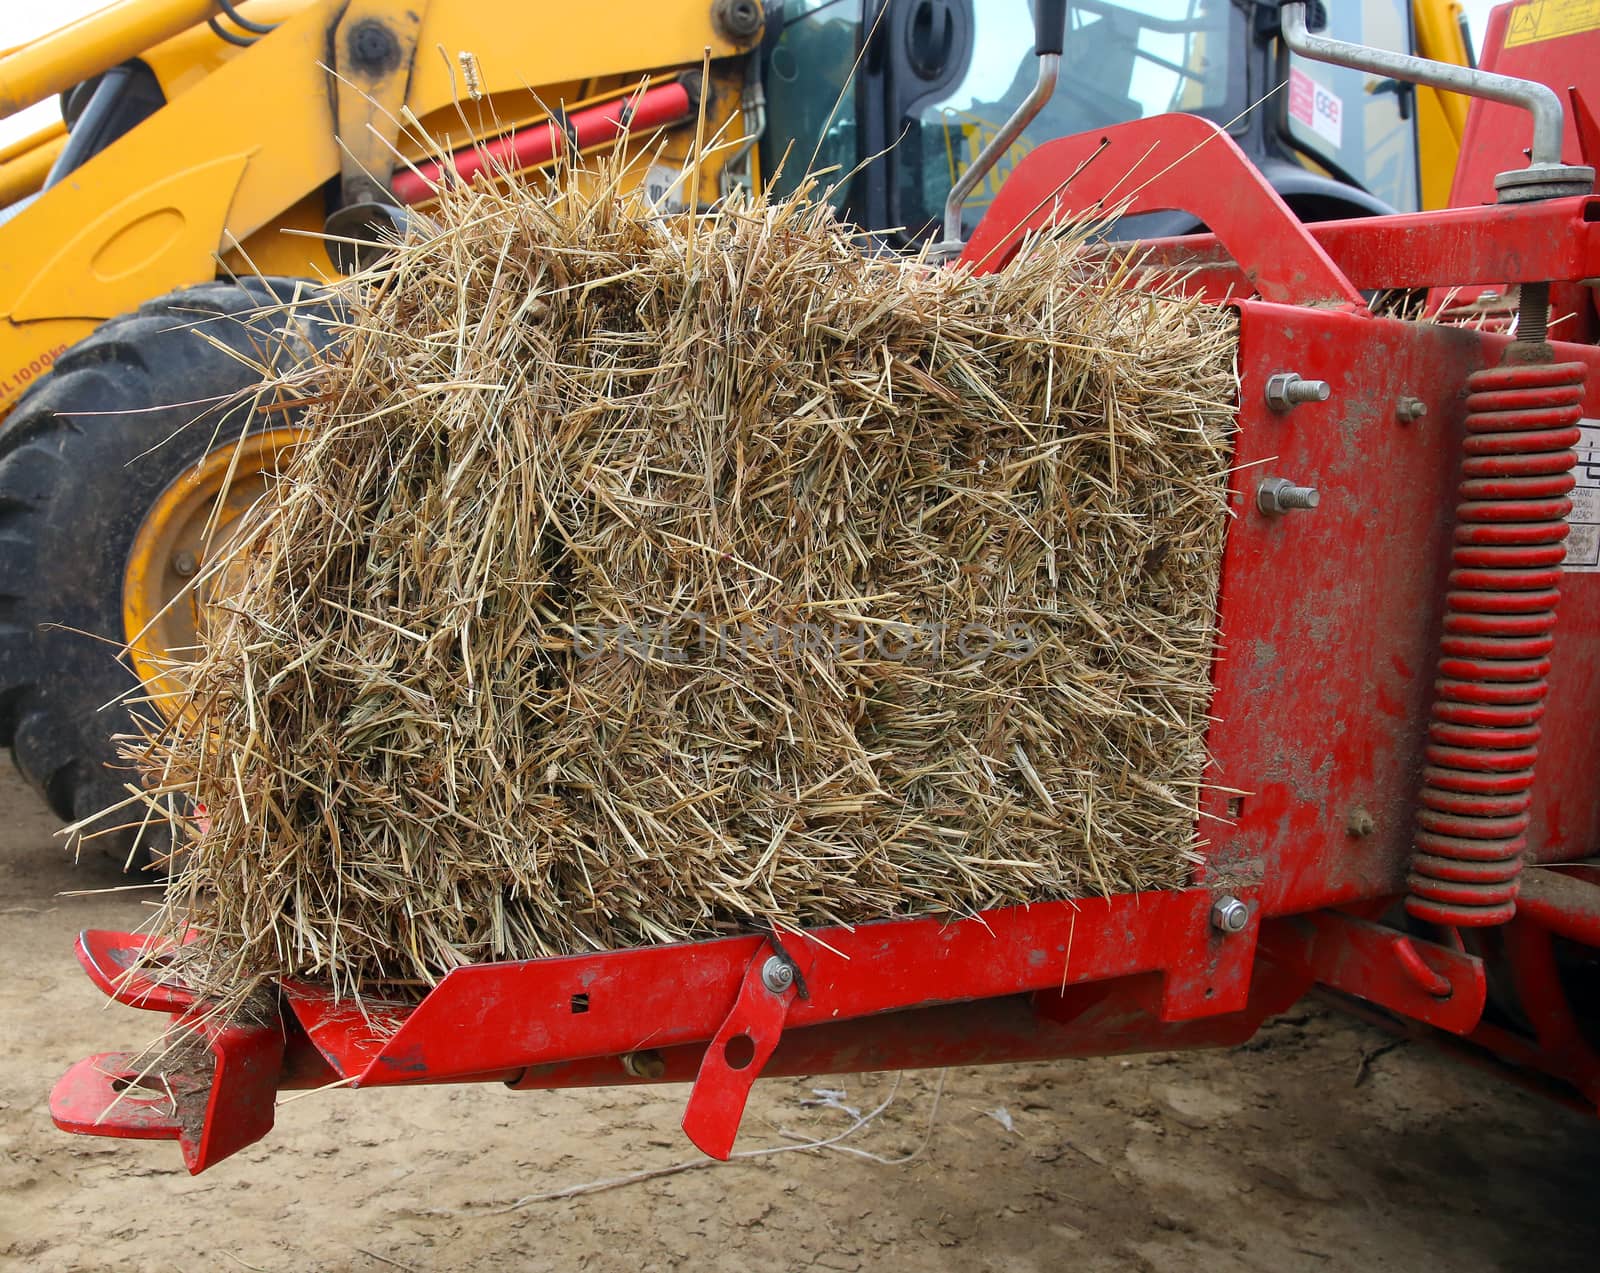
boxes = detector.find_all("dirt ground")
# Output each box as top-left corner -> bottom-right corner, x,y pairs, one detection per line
1,768 -> 1597,1273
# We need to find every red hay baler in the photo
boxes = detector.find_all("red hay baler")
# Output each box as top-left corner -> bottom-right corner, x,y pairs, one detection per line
49,3 -> 1600,1173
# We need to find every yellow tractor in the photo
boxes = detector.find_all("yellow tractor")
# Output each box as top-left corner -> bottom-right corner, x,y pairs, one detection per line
0,0 -> 1472,860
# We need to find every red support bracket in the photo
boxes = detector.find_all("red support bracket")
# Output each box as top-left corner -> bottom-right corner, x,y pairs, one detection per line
1260,911 -> 1487,1035
58,888 -> 1261,1171
49,931 -> 285,1174
681,949 -> 801,1159
322,888 -> 1254,1089
958,112 -> 1365,311
74,927 -> 196,1014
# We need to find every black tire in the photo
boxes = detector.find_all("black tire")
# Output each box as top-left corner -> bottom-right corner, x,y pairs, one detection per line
0,277 -> 340,866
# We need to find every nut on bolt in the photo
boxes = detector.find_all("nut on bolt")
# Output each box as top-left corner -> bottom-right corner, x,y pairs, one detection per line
1211,895 -> 1250,934
1265,372 -> 1331,412
761,955 -> 795,993
1396,396 -> 1428,423
172,549 -> 199,578
1257,476 -> 1321,515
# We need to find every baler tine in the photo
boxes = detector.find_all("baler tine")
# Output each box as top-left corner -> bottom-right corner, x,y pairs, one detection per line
51,4 -> 1600,1173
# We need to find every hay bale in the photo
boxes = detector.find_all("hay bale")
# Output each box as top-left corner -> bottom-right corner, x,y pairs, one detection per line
124,166 -> 1238,999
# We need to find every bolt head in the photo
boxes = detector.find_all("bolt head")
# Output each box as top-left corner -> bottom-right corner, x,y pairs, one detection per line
1265,373 -> 1299,411
172,550 -> 199,578
761,955 -> 794,993
347,19 -> 402,75
1397,397 -> 1428,423
1257,477 -> 1320,515
1211,896 -> 1250,934
1266,372 -> 1331,412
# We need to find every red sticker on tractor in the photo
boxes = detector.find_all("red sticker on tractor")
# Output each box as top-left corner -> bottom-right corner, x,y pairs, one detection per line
1288,67 -> 1342,149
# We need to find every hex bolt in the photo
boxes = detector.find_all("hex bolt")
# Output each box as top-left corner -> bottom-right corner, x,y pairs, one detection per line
172,549 -> 199,578
1265,372 -> 1332,413
1396,396 -> 1428,424
1257,476 -> 1321,515
1211,895 -> 1250,934
761,955 -> 795,994
1347,807 -> 1376,838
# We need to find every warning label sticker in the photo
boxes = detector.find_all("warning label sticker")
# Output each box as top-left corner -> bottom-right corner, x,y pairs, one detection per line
1505,0 -> 1600,47
1289,67 -> 1343,149
1567,420 -> 1600,570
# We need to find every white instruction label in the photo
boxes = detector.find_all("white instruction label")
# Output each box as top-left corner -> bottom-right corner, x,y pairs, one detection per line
1289,67 -> 1343,149
644,163 -> 688,213
1568,420 -> 1600,570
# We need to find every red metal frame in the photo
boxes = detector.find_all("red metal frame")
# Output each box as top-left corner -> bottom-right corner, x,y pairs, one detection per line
1128,197 -> 1600,299
960,113 -> 1364,309
50,110 -> 1600,1173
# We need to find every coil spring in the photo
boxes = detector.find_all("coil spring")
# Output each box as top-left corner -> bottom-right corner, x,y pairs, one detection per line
1406,358 -> 1586,927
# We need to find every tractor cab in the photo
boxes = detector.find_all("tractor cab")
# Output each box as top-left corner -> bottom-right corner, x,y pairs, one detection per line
761,0 -> 1457,243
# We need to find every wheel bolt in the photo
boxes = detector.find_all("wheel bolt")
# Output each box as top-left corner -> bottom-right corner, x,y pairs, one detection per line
172,550 -> 199,578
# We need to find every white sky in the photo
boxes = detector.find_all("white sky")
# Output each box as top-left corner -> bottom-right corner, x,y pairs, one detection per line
1459,0 -> 1508,52
1,0 -> 115,147
0,0 -> 1516,150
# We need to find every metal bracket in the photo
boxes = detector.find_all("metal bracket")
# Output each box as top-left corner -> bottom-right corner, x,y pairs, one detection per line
956,113 -> 1365,309
48,931 -> 284,1174
681,945 -> 800,1159
1261,911 -> 1487,1035
327,0 -> 426,269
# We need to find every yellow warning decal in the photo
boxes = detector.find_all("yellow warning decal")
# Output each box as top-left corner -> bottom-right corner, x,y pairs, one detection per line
1504,0 -> 1600,47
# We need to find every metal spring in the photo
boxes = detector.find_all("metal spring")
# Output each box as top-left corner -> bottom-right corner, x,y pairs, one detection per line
1406,358 -> 1586,926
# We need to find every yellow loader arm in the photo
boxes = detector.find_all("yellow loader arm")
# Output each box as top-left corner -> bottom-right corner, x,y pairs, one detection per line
0,0 -> 760,412
1413,0 -> 1474,209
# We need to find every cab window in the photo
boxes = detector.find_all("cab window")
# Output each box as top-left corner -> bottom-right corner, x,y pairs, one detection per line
762,0 -> 865,204
1283,0 -> 1421,211
897,1 -> 1242,237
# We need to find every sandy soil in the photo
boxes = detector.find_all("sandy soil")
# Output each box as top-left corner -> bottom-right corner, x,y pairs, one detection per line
1,767 -> 1597,1273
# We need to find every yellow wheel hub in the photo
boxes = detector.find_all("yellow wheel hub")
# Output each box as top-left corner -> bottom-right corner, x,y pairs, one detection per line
122,427 -> 304,713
